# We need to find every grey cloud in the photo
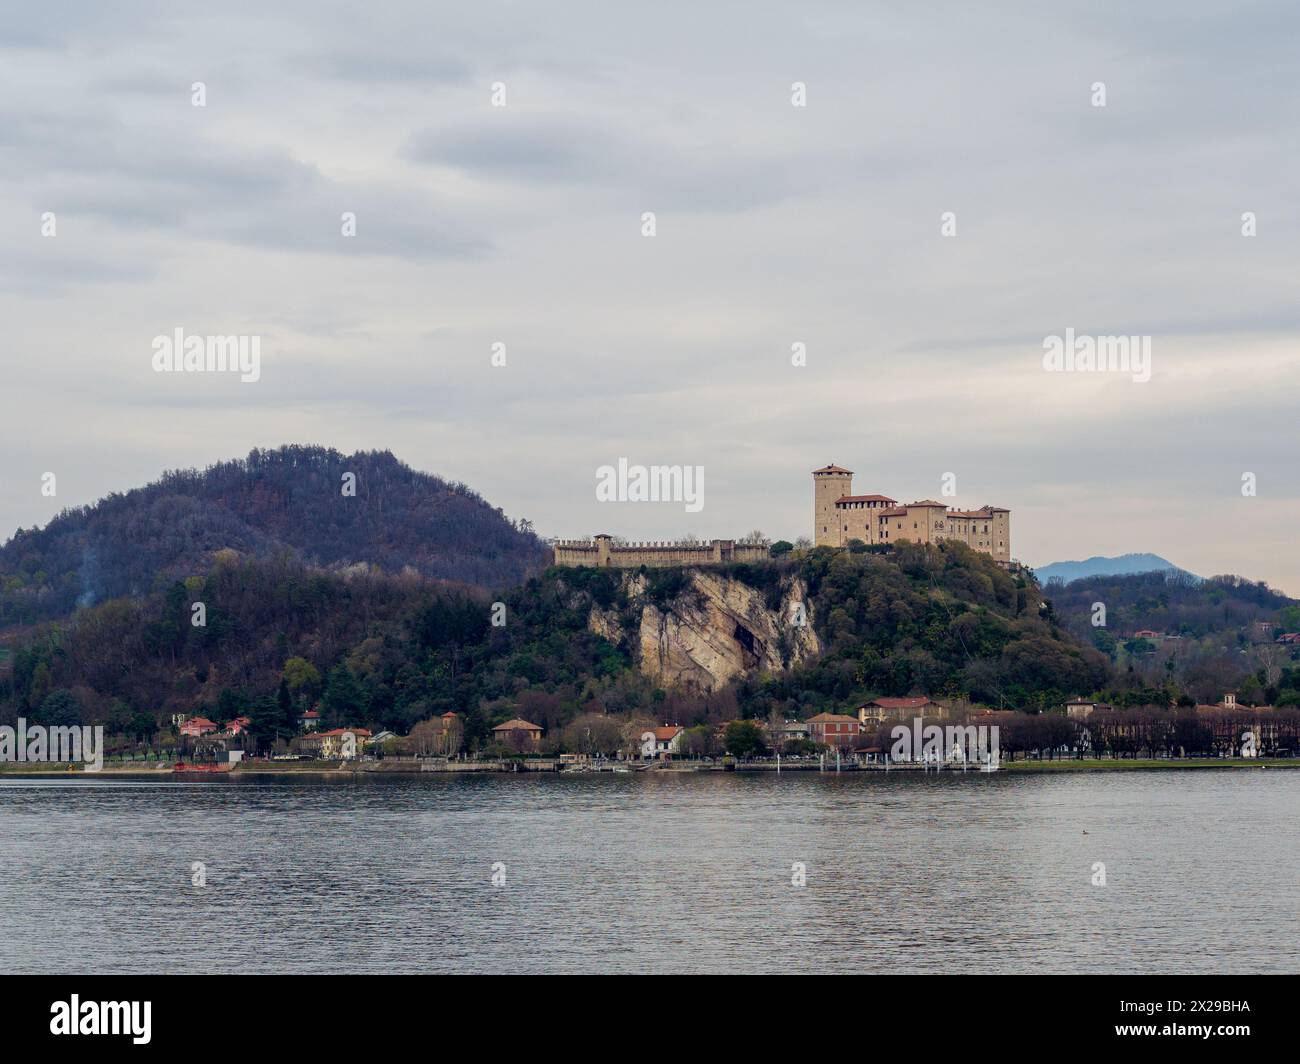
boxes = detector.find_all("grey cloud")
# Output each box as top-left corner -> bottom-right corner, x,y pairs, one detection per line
405,119 -> 619,180
404,116 -> 808,212
0,251 -> 158,295
0,102 -> 488,261
308,51 -> 472,86
2,0 -> 1298,591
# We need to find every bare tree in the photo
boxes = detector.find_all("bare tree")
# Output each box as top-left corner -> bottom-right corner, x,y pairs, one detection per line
1255,642 -> 1282,689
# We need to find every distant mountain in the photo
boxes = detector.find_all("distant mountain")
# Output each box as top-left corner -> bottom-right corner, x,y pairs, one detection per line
1033,553 -> 1192,586
0,445 -> 549,627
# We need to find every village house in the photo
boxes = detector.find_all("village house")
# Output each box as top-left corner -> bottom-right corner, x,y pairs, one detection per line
492,718 -> 543,749
179,716 -> 217,738
1193,695 -> 1280,755
301,727 -> 372,759
640,725 -> 685,759
1194,693 -> 1277,716
807,712 -> 861,751
857,696 -> 944,724
1064,699 -> 1113,719
777,720 -> 810,744
225,716 -> 252,736
300,709 -> 320,732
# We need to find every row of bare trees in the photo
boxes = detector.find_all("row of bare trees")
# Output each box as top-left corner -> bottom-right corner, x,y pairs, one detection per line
863,707 -> 1300,759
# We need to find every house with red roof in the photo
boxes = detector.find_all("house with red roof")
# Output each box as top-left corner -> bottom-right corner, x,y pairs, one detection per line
640,725 -> 685,759
806,712 -> 860,751
179,716 -> 218,738
857,697 -> 943,724
300,727 -> 372,760
492,718 -> 543,750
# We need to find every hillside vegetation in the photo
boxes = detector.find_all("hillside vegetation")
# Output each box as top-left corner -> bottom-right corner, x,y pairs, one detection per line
733,541 -> 1110,717
6,470 -> 1296,751
1046,570 -> 1300,704
1,540 -> 1113,743
0,445 -> 549,627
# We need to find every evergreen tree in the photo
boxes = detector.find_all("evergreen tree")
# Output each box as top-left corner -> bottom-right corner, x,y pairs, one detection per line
215,688 -> 249,725
277,678 -> 295,736
320,664 -> 367,728
247,695 -> 282,753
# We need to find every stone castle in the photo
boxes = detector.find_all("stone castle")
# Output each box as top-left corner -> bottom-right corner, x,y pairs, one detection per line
813,464 -> 1011,562
553,535 -> 768,569
550,464 -> 1012,569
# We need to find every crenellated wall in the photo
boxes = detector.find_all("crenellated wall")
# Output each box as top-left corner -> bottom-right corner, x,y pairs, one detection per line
553,535 -> 769,569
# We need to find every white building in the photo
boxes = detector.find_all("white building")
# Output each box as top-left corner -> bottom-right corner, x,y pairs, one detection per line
640,725 -> 685,759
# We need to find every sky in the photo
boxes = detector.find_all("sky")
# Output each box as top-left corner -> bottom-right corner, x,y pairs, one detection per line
2,1 -> 1297,593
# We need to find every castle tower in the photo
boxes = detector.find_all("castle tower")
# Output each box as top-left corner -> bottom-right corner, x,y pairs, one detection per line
812,464 -> 853,547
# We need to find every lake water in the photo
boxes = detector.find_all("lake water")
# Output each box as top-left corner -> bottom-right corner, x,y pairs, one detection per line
1,770 -> 1296,974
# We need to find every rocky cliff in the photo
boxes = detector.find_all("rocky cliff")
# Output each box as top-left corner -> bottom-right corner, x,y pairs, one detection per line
588,569 -> 821,691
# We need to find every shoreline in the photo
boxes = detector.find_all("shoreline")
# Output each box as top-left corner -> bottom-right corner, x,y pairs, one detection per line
1,757 -> 1297,780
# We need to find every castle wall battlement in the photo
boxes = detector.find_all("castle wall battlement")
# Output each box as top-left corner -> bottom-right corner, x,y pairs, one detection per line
552,535 -> 769,569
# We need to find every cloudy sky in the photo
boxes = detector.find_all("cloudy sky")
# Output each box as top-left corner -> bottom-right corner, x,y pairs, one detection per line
2,1 -> 1297,592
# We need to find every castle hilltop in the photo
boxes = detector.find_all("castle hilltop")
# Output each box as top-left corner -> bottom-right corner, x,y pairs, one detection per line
813,464 -> 1011,562
550,465 -> 1012,569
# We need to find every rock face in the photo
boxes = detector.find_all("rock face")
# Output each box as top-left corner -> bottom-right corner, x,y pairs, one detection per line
589,569 -> 821,691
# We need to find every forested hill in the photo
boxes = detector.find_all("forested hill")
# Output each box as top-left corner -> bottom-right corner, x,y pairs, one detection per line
1,540 -> 1115,740
1041,570 -> 1300,707
0,445 -> 549,627
1046,570 -> 1298,642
